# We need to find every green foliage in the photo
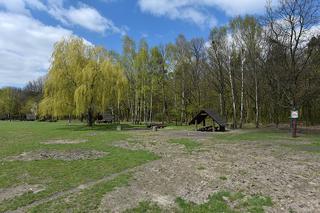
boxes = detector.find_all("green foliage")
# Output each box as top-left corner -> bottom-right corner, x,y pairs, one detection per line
0,87 -> 21,118
39,37 -> 127,125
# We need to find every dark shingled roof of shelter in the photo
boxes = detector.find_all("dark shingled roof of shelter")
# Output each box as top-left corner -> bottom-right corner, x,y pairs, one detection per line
189,109 -> 226,127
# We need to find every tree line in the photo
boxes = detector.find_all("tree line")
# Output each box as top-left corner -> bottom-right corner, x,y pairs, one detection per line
0,0 -> 319,127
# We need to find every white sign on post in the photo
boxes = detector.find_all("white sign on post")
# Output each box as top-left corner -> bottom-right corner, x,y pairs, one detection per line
291,110 -> 299,119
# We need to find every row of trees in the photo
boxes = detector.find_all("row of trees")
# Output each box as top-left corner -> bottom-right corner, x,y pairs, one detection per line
0,78 -> 43,120
118,0 -> 320,127
1,0 -> 319,127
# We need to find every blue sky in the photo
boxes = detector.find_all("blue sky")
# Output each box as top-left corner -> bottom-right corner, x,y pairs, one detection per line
0,0 -> 272,87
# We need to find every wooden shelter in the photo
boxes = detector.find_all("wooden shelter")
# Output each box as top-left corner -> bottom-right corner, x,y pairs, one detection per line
189,109 -> 226,132
96,113 -> 115,123
26,113 -> 36,121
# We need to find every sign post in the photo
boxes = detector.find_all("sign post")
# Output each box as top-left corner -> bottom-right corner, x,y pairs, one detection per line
291,110 -> 298,137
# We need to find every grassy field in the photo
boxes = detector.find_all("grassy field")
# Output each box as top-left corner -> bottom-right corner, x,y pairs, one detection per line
0,121 -> 157,212
214,128 -> 320,153
1,121 -> 319,212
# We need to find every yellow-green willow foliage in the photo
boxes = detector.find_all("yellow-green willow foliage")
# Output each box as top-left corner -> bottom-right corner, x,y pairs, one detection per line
40,37 -> 127,125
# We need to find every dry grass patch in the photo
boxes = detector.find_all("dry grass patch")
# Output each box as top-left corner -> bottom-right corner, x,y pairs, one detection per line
4,149 -> 107,161
0,184 -> 45,202
41,139 -> 88,144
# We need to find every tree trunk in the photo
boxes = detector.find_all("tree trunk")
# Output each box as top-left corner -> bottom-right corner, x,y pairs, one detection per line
149,88 -> 153,123
117,96 -> 121,123
240,58 -> 245,128
143,89 -> 146,124
162,83 -> 165,124
174,92 -> 177,125
221,89 -> 227,122
181,90 -> 185,125
219,93 -> 223,116
139,97 -> 142,124
134,90 -> 138,124
246,99 -> 250,123
87,108 -> 94,127
228,67 -> 237,129
255,73 -> 259,128
128,90 -> 134,123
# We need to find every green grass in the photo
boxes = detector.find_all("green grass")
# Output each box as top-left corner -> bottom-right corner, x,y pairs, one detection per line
214,128 -> 320,153
169,138 -> 200,152
214,129 -> 292,142
176,191 -> 272,213
0,121 -> 158,212
125,191 -> 272,213
283,135 -> 320,153
285,142 -> 320,152
219,176 -> 228,180
1,122 -> 318,212
197,166 -> 206,170
164,125 -> 194,131
175,191 -> 236,213
30,173 -> 132,213
238,195 -> 273,213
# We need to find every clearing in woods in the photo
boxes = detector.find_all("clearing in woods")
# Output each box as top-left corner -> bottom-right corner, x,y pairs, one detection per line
0,121 -> 319,212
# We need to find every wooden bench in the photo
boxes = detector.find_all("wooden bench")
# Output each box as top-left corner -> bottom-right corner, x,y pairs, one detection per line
147,123 -> 166,129
96,114 -> 114,123
198,125 -> 213,132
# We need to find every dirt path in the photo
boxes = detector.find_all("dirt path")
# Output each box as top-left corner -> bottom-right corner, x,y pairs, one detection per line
101,130 -> 320,212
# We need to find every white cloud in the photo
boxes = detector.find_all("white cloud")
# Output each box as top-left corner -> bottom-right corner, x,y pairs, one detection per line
0,0 -> 123,87
307,25 -> 320,38
0,0 -> 46,15
0,12 -> 72,86
24,0 -> 46,11
200,0 -> 270,16
138,0 -> 277,26
0,0 -> 126,35
138,0 -> 215,26
47,1 -> 126,35
0,0 -> 30,15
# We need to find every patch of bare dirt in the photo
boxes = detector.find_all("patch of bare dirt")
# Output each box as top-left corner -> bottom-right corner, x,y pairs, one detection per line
112,139 -> 188,157
112,130 -> 211,157
41,139 -> 88,144
5,150 -> 107,161
0,184 -> 45,202
101,130 -> 320,212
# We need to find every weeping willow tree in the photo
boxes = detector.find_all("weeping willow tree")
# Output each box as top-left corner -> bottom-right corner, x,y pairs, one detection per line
40,37 -> 127,126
